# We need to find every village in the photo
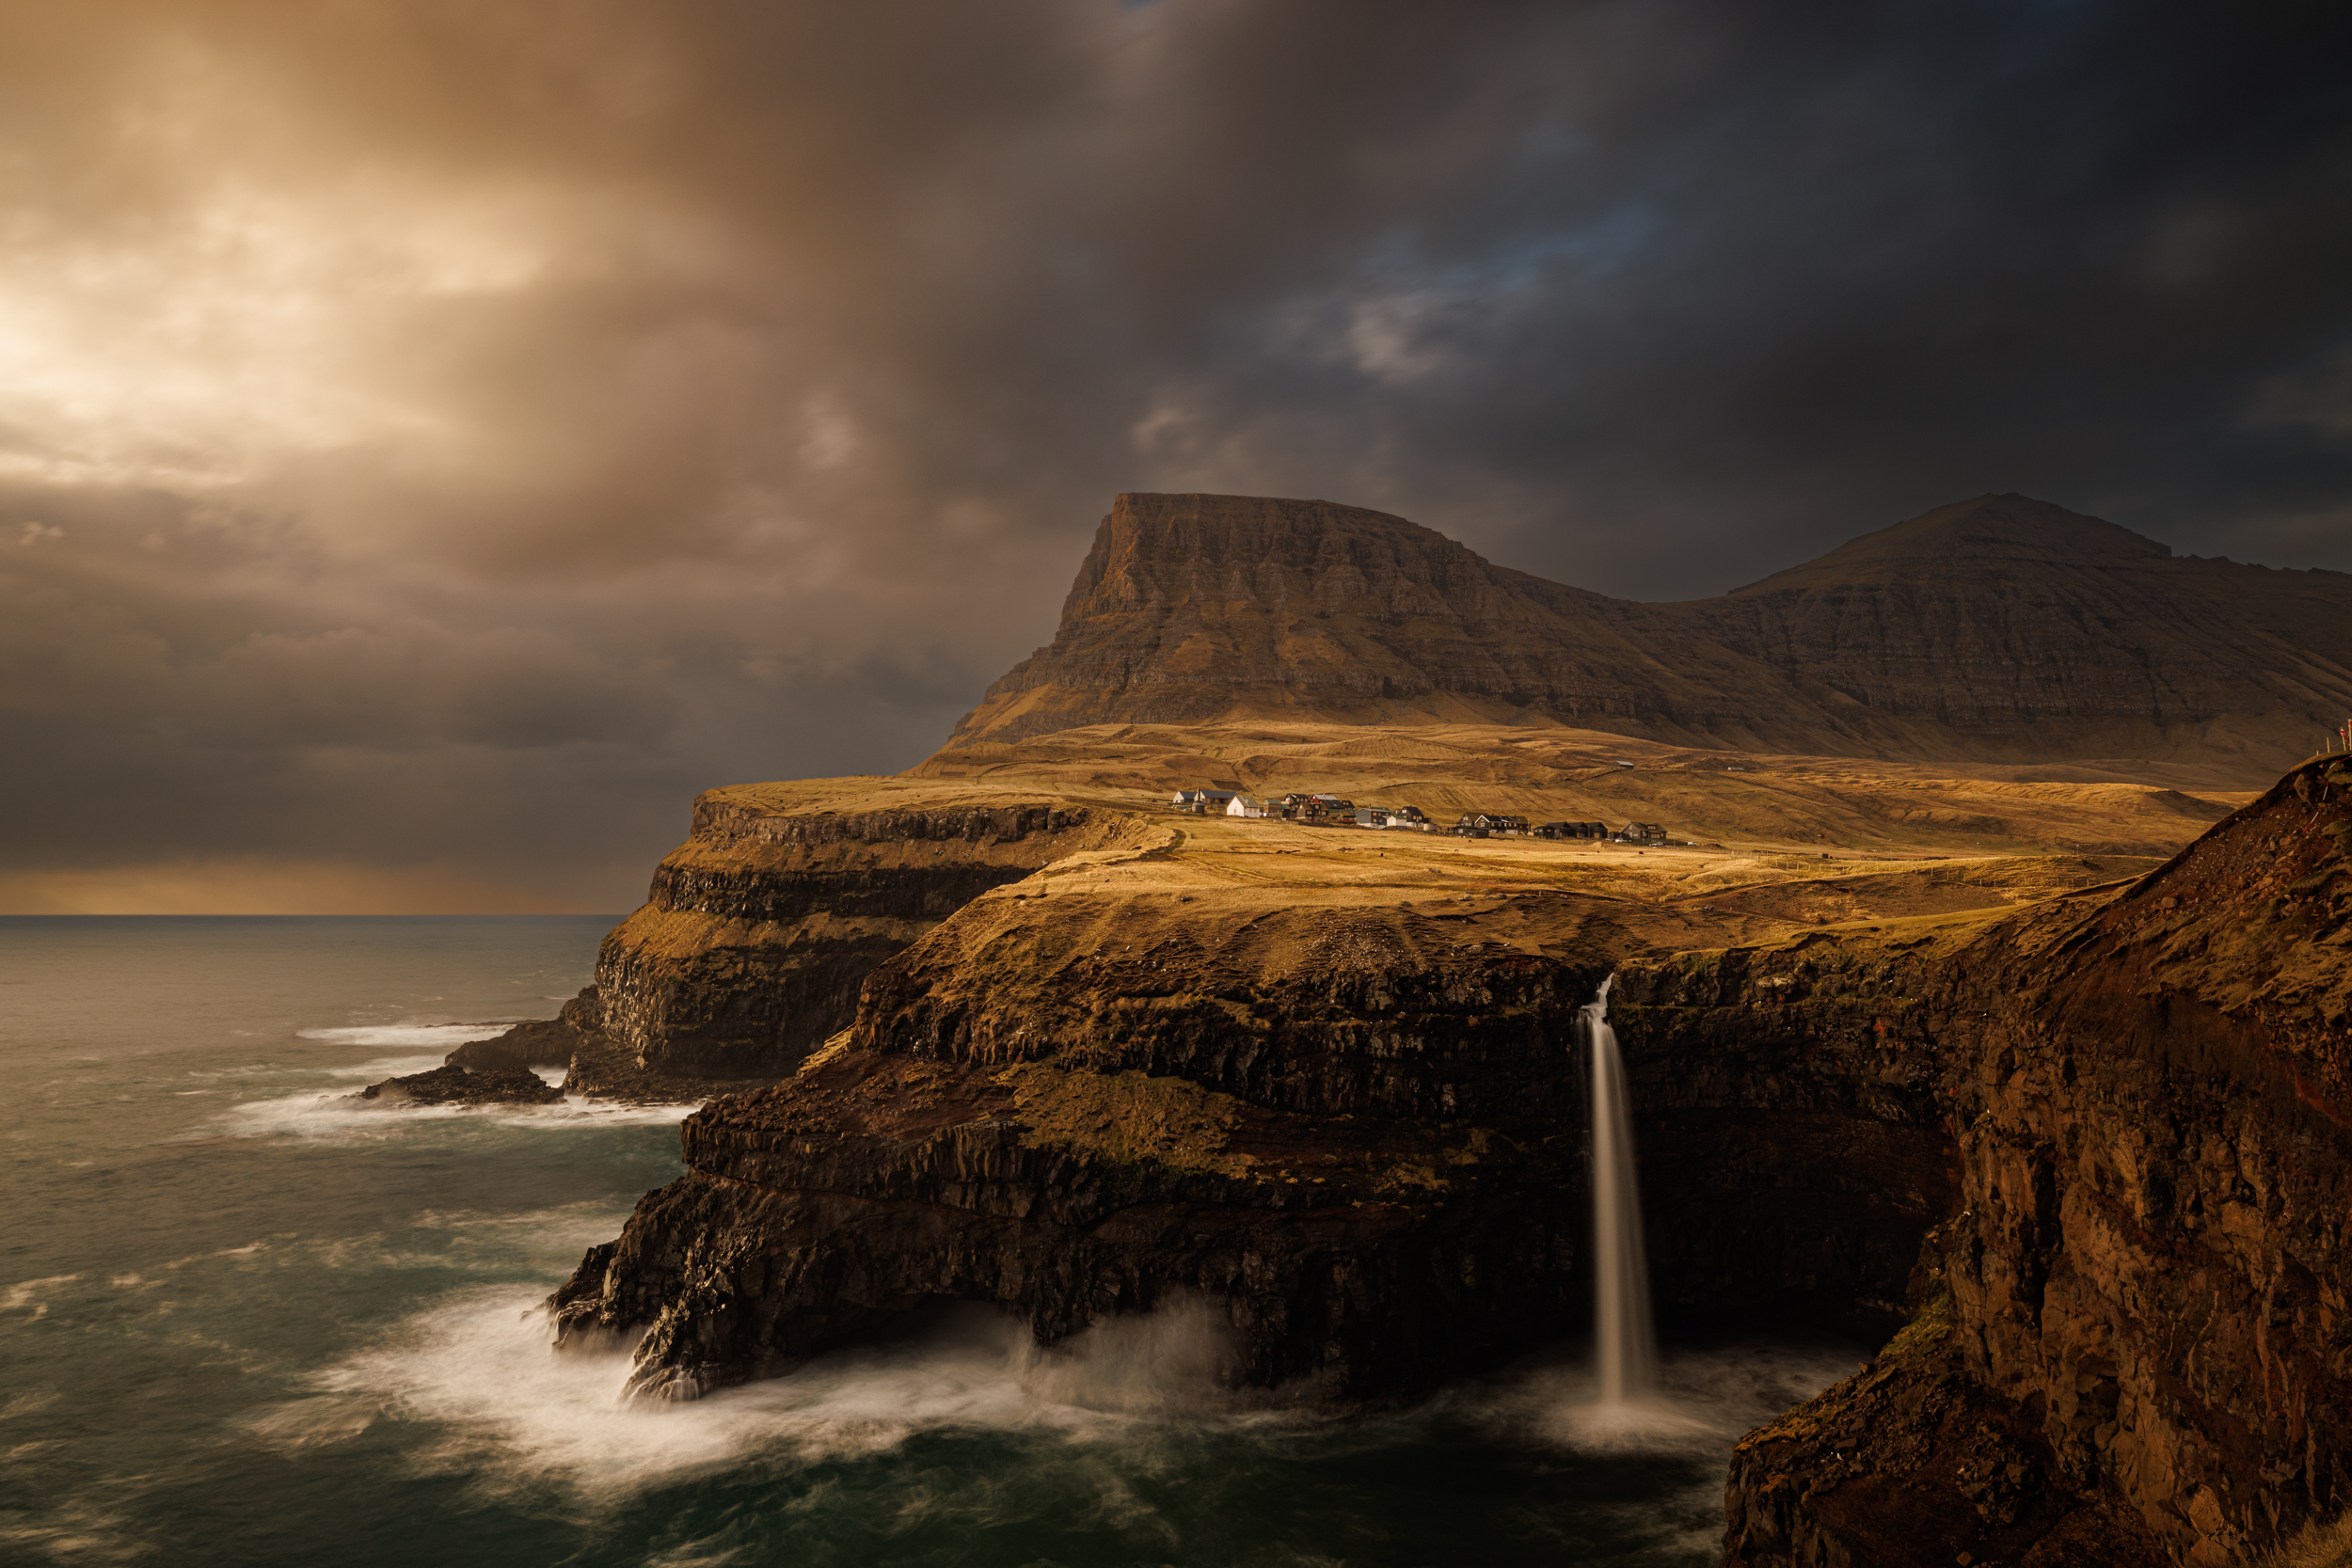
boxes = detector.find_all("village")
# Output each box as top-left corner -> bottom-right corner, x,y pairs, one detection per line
1169,788 -> 1676,845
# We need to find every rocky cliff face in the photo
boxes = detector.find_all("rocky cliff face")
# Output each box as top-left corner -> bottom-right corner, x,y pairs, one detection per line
1692,497 -> 2352,772
951,491 -> 1907,756
947,492 -> 2352,784
554,886 -> 1608,1398
585,782 -> 1158,1078
1611,940 -> 1962,1332
549,838 -> 1974,1406
1711,754 -> 2352,1565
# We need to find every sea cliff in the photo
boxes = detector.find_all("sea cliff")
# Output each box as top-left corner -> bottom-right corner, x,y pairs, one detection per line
548,752 -> 2351,1564
584,780 -> 1160,1079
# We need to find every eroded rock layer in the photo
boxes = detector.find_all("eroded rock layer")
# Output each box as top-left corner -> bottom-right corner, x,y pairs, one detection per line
587,782 -> 1159,1078
549,827 -> 1979,1407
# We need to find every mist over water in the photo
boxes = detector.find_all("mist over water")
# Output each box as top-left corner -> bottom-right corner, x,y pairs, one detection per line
0,917 -> 1855,1566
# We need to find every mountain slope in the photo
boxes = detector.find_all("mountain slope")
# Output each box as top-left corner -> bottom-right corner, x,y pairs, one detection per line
945,492 -> 2352,783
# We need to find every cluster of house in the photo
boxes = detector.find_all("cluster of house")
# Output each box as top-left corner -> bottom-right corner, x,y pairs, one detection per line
1171,789 -> 1430,827
1454,816 -> 1669,844
1170,790 -> 1673,845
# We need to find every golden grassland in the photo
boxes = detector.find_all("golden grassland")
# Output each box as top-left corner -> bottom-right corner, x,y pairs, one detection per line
906,720 -> 2250,860
682,736 -> 2215,962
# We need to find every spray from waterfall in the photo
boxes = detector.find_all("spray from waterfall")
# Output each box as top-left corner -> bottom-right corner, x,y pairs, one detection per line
1582,975 -> 1657,1404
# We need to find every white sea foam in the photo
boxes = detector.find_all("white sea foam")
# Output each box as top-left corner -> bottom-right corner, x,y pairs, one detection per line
280,1278 -> 1856,1568
206,1019 -> 688,1137
1436,1339 -> 1853,1457
1435,1340 -> 1858,1556
300,1022 -> 516,1053
1,1390 -> 62,1421
313,1286 -> 1254,1496
219,1091 -> 698,1140
1,1274 -> 82,1319
317,1280 -> 1849,1499
233,1394 -> 382,1451
411,1201 -> 638,1251
319,1052 -> 450,1081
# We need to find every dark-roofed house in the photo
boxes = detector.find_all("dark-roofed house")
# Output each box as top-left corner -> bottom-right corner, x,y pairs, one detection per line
1277,792 -> 1354,825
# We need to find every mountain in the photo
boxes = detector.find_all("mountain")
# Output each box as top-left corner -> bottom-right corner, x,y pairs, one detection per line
944,492 -> 2352,783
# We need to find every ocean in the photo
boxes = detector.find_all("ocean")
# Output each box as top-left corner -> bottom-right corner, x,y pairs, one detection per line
0,916 -> 1851,1566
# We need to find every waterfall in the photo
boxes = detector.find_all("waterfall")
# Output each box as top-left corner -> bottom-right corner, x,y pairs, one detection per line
1582,976 -> 1658,1404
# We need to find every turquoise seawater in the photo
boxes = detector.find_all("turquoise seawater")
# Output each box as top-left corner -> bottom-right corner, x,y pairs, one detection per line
0,916 -> 1849,1566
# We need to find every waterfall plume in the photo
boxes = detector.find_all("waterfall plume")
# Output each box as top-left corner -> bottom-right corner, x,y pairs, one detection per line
1583,975 -> 1657,1404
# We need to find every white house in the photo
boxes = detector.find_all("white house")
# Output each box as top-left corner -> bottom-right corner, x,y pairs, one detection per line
1172,789 -> 1239,814
1226,793 -> 1268,818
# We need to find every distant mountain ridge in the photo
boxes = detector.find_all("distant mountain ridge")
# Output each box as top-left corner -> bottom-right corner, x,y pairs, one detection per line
944,492 -> 2352,784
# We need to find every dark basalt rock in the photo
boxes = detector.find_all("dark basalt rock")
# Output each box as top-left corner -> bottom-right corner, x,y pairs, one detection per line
439,986 -> 773,1103
557,1027 -> 779,1103
351,1062 -> 564,1106
444,988 -> 598,1071
551,1044 -> 1590,1401
550,885 -> 1945,1406
591,794 -> 1154,1078
1723,1285 -> 2168,1566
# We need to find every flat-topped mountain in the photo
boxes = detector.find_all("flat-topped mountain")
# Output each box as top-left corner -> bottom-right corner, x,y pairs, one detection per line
946,492 -> 2352,784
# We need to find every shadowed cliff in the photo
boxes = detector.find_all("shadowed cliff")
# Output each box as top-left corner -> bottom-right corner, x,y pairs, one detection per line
947,493 -> 2352,784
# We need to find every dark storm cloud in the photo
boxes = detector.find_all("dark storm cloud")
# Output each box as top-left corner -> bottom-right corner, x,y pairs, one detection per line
0,0 -> 2346,907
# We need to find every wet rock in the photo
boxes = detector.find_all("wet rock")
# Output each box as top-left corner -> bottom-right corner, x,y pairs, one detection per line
349,1062 -> 563,1106
557,1026 -> 779,1103
443,988 -> 596,1071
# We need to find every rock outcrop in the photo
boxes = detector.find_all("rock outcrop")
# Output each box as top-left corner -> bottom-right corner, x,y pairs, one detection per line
350,1062 -> 564,1106
1721,1287 -> 2169,1565
946,492 -> 2352,784
444,989 -> 600,1071
585,782 -> 1160,1080
552,887 -> 1619,1398
548,820 -> 1990,1404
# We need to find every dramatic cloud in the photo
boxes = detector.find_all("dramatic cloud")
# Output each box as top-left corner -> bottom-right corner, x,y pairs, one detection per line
2,0 -> 2347,909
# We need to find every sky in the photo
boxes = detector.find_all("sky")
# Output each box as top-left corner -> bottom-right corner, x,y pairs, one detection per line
2,0 -> 2348,913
